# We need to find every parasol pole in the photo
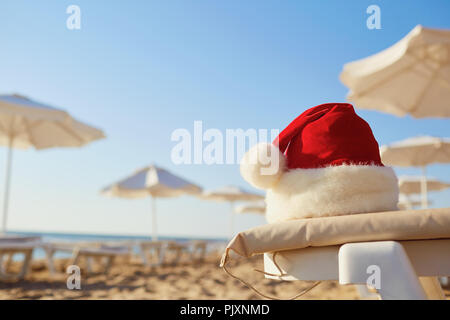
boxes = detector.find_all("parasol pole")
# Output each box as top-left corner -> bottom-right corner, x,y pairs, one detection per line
229,201 -> 235,240
1,136 -> 14,234
420,166 -> 428,209
151,196 -> 158,241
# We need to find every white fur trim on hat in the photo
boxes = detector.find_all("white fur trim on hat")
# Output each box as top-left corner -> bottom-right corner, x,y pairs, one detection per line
265,164 -> 399,223
240,143 -> 286,189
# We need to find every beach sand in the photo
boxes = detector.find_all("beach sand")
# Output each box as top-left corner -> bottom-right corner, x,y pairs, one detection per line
0,252 -> 448,300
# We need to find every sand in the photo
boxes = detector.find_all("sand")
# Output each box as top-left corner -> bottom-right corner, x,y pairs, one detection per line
0,252 -> 448,300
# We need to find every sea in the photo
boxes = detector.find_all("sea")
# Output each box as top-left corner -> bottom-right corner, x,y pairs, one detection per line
4,231 -> 228,260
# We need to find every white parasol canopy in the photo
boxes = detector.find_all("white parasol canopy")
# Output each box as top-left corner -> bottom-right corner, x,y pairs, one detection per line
340,25 -> 450,118
234,201 -> 266,214
101,165 -> 202,240
398,176 -> 450,195
200,185 -> 264,202
200,186 -> 264,238
380,136 -> 450,208
0,94 -> 105,233
380,136 -> 450,167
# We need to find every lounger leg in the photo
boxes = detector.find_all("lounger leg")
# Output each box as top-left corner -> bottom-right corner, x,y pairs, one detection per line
70,248 -> 81,271
419,277 -> 446,300
140,246 -> 149,267
18,250 -> 33,279
0,253 -> 5,274
104,256 -> 115,275
193,248 -> 199,261
5,253 -> 13,271
190,246 -> 205,262
158,246 -> 166,266
199,245 -> 206,262
149,248 -> 157,266
0,264 -> 7,280
44,248 -> 56,276
339,241 -> 427,300
0,250 -> 33,281
86,257 -> 94,274
173,248 -> 182,264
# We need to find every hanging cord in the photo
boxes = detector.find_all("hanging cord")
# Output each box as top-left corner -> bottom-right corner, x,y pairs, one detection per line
253,251 -> 291,278
220,249 -> 321,300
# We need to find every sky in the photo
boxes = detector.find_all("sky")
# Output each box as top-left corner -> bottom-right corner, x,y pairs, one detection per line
0,0 -> 449,239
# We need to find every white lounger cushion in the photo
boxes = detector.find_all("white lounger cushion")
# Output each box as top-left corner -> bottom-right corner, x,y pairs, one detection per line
222,208 -> 450,260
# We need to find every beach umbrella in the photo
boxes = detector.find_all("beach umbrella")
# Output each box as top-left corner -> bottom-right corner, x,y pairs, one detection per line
399,176 -> 450,195
101,165 -> 202,240
340,25 -> 450,118
234,201 -> 266,214
381,136 -> 450,208
199,186 -> 264,238
0,94 -> 105,233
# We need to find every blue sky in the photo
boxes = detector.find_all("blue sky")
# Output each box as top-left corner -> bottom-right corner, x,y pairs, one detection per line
0,1 -> 449,238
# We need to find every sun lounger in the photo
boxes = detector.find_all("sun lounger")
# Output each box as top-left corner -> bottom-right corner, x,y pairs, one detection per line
70,244 -> 130,275
138,240 -> 208,266
43,242 -> 131,275
221,208 -> 450,300
165,241 -> 209,264
138,241 -> 167,267
41,242 -> 76,275
264,240 -> 449,299
164,241 -> 187,264
0,236 -> 42,281
187,240 -> 208,262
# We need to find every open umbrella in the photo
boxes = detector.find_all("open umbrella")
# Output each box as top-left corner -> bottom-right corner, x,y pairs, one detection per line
101,165 -> 202,240
199,186 -> 264,238
380,136 -> 450,208
0,94 -> 105,233
399,176 -> 450,195
340,25 -> 450,118
234,201 -> 266,214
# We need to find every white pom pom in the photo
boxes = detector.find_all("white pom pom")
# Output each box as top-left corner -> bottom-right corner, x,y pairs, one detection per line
240,143 -> 286,189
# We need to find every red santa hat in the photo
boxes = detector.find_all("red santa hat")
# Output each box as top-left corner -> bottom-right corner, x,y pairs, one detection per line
240,103 -> 398,222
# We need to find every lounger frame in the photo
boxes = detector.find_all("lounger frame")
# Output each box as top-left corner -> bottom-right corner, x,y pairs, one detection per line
264,239 -> 450,300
